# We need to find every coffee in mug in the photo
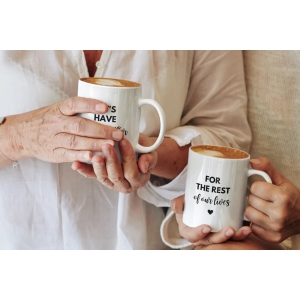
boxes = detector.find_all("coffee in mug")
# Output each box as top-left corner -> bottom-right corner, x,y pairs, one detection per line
77,77 -> 166,160
192,145 -> 249,159
183,145 -> 272,231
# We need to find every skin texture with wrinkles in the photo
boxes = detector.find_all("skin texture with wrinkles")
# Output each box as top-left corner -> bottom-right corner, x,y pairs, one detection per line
0,97 -> 123,166
0,97 -> 190,194
71,135 -> 190,194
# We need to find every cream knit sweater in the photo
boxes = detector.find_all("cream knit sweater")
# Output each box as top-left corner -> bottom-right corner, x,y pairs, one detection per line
244,50 -> 300,250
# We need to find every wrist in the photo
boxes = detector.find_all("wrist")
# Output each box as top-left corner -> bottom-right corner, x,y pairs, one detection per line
0,115 -> 26,163
151,138 -> 190,179
0,117 -> 14,166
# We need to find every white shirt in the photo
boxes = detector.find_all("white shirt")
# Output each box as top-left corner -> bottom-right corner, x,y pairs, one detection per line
0,50 -> 250,249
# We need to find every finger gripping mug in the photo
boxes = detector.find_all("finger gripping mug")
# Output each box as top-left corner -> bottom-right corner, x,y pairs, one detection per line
77,77 -> 166,158
183,145 -> 272,231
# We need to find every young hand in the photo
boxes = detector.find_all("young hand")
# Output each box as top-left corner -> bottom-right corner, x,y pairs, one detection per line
245,157 -> 300,243
171,195 -> 252,248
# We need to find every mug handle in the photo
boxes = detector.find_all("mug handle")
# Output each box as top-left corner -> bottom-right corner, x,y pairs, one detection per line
248,169 -> 272,183
135,99 -> 166,153
243,169 -> 272,221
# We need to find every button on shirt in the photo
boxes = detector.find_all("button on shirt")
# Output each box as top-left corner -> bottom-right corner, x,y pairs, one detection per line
0,50 -> 251,249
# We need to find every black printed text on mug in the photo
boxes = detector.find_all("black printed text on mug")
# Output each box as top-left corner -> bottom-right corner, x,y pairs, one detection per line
193,175 -> 231,207
94,105 -> 117,122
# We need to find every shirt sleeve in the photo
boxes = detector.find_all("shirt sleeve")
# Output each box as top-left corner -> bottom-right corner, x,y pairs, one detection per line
138,50 -> 251,208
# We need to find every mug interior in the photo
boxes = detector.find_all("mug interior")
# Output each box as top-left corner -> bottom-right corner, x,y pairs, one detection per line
191,145 -> 249,160
80,77 -> 141,88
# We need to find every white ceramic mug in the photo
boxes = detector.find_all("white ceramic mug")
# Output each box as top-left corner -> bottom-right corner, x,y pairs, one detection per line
183,145 -> 272,231
77,77 -> 166,159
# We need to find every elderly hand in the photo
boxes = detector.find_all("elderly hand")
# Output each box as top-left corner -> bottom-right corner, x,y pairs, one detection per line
245,157 -> 300,243
171,195 -> 252,248
71,134 -> 158,194
0,97 -> 124,164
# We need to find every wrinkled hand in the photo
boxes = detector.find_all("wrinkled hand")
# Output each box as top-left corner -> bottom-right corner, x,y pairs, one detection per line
171,195 -> 252,248
72,134 -> 158,194
245,157 -> 300,243
0,97 -> 123,163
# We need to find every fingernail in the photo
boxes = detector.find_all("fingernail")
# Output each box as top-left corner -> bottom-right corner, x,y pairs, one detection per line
225,229 -> 234,237
250,158 -> 261,165
83,152 -> 91,159
202,227 -> 211,234
119,139 -> 126,147
93,161 -> 104,169
144,161 -> 149,172
170,202 -> 175,211
243,228 -> 251,235
103,141 -> 114,146
95,103 -> 107,112
112,131 -> 123,140
102,144 -> 111,155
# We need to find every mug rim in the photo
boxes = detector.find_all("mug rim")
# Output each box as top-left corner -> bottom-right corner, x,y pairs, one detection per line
80,77 -> 141,88
190,144 -> 250,160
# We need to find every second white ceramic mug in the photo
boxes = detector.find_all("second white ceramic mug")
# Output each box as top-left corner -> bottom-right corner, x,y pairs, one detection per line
77,77 -> 166,159
183,145 -> 272,231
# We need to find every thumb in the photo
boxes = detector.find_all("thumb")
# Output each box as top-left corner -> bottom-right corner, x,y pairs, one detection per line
250,157 -> 287,186
171,195 -> 185,214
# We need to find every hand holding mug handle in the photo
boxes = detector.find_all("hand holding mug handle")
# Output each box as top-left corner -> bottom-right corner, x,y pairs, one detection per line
135,99 -> 166,153
245,157 -> 300,243
243,169 -> 272,221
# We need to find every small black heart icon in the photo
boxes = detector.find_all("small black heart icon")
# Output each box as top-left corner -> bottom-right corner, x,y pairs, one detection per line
208,210 -> 213,215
